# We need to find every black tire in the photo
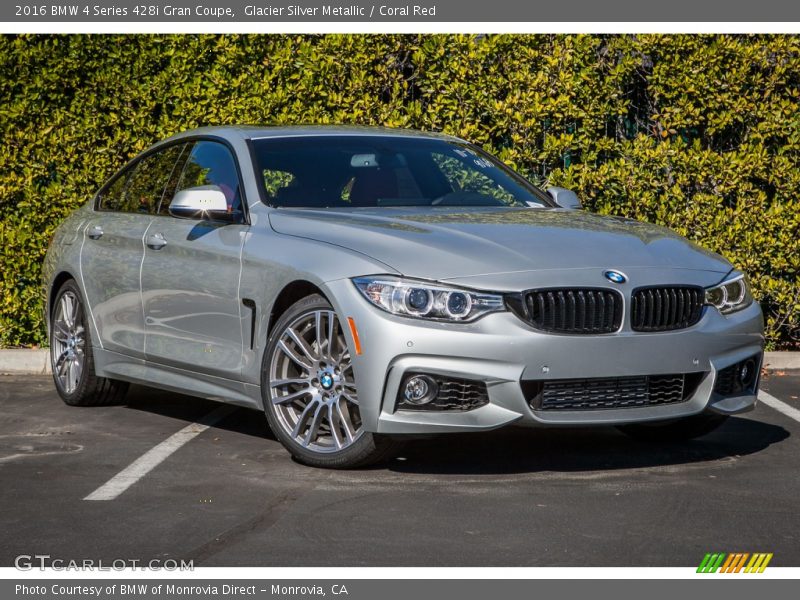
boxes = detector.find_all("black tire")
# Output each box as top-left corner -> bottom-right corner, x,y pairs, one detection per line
261,294 -> 401,469
50,279 -> 128,407
616,413 -> 729,442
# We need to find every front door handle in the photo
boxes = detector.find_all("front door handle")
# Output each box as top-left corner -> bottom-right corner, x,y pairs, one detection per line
87,225 -> 104,240
145,233 -> 167,250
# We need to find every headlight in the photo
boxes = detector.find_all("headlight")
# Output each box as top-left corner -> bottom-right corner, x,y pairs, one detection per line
352,276 -> 505,322
705,273 -> 753,315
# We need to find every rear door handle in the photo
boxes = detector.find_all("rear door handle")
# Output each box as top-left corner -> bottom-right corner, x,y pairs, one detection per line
87,225 -> 104,240
145,233 -> 167,250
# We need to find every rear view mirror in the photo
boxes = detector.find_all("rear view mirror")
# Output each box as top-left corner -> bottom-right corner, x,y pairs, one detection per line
547,187 -> 583,210
351,154 -> 379,168
169,185 -> 231,220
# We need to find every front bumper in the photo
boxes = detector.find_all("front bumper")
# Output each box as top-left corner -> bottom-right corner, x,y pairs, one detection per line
324,277 -> 764,435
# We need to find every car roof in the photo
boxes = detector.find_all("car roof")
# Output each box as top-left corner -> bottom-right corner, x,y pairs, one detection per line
161,125 -> 465,144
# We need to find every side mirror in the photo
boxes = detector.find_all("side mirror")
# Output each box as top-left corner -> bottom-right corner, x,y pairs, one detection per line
169,185 -> 232,221
547,187 -> 583,210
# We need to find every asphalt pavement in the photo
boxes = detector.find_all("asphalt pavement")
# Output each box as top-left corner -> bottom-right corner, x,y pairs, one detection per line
1,372 -> 798,567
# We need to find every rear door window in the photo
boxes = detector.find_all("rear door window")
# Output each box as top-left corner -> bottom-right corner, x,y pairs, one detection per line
97,167 -> 133,212
98,144 -> 186,214
155,143 -> 191,215
124,145 -> 185,214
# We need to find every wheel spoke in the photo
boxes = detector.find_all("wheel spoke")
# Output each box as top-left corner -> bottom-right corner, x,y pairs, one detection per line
60,296 -> 69,327
302,402 -> 325,447
328,404 -> 344,449
277,339 -> 313,372
327,314 -> 337,360
336,401 -> 356,443
272,387 -> 314,405
340,391 -> 359,406
55,350 -> 69,376
62,294 -> 75,328
285,328 -> 318,363
53,322 -> 70,343
315,311 -> 326,359
71,357 -> 83,388
291,398 -> 318,439
271,377 -> 310,388
65,359 -> 74,392
311,311 -> 339,361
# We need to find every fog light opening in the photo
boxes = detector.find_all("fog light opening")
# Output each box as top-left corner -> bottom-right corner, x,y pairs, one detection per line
739,358 -> 757,388
713,352 -> 763,397
403,375 -> 438,405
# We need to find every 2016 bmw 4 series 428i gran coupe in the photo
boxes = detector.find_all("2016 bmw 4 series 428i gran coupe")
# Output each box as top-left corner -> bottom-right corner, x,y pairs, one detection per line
43,126 -> 764,468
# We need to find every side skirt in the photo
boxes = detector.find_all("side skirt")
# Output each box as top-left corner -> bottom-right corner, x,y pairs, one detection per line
93,347 -> 263,410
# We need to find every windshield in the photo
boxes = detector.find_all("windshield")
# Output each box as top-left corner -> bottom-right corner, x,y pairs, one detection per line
251,135 -> 552,209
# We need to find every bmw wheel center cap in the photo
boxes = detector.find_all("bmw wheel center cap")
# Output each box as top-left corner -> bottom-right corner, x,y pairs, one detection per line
320,373 -> 334,390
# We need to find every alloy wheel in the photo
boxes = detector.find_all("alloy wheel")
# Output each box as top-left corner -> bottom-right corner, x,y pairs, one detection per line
51,291 -> 85,395
268,310 -> 363,453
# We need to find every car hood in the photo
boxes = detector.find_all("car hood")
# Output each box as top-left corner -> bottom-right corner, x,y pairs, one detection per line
268,207 -> 732,281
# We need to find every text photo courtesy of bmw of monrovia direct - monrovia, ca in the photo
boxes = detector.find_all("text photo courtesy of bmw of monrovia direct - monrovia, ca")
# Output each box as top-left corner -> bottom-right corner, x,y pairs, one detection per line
245,4 -> 436,17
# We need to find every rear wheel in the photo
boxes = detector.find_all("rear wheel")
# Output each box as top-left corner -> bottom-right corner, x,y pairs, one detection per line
261,294 -> 400,468
50,280 -> 128,406
616,413 -> 728,442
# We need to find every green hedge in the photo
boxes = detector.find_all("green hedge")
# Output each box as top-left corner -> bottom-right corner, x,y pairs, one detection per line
1,34 -> 799,349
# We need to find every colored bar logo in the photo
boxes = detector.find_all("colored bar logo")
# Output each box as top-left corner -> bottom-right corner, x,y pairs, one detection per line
697,553 -> 773,573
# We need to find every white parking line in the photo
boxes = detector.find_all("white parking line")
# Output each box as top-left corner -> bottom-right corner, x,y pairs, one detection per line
84,404 -> 237,501
759,391 -> 800,424
80,390 -> 795,501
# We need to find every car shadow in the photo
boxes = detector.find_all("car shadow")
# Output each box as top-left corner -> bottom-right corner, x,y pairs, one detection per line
123,384 -> 277,441
383,417 -> 789,475
122,384 -> 789,475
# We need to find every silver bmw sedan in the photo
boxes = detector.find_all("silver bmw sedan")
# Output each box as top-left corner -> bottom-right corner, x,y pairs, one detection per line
43,126 -> 764,468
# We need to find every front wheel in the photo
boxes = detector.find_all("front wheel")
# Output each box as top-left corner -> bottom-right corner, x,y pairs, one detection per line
616,413 -> 729,442
261,294 -> 400,468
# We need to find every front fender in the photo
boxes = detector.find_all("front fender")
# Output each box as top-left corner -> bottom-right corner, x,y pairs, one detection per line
238,220 -> 398,385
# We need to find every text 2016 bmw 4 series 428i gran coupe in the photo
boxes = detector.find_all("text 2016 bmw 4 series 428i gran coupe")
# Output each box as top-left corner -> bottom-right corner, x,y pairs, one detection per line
43,126 -> 764,468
